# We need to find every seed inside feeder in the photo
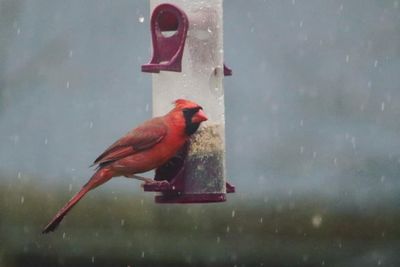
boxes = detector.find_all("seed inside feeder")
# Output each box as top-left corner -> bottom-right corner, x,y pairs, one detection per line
184,123 -> 226,193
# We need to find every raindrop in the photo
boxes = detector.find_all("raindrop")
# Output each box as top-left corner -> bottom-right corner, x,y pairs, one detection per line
17,172 -> 22,179
207,27 -> 212,33
44,138 -> 48,145
300,119 -> 304,127
292,0 -> 296,5
226,226 -> 230,233
145,103 -> 149,112
380,176 -> 385,183
17,28 -> 21,35
216,236 -> 221,243
68,184 -> 72,192
62,232 -> 66,239
299,20 -> 303,28
89,121 -> 94,129
339,4 -> 344,11
351,137 -> 356,149
313,151 -> 317,159
374,60 -> 378,68
300,146 -> 304,154
395,1 -> 399,8
138,16 -> 145,23
381,102 -> 385,111
231,210 -> 236,218
66,81 -> 70,88
121,219 -> 125,226
69,50 -> 73,58
345,55 -> 350,63
20,196 -> 25,204
91,256 -> 95,263
259,217 -> 263,223
311,214 -> 322,228
141,251 -> 145,258
367,81 -> 372,88
333,158 -> 337,165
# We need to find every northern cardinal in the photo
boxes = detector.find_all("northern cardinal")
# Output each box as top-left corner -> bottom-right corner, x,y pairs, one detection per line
42,99 -> 207,233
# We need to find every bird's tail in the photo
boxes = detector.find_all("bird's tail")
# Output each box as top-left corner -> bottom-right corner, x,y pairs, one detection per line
42,168 -> 113,234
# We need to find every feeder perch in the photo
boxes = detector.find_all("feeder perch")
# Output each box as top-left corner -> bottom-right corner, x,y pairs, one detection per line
142,0 -> 235,203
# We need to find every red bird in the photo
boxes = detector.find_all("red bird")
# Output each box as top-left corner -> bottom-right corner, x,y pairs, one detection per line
42,99 -> 207,233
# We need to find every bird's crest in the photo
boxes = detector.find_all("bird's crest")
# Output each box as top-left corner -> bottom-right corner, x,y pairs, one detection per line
173,99 -> 200,109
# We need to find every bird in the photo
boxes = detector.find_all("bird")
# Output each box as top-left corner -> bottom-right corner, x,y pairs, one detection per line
42,99 -> 207,233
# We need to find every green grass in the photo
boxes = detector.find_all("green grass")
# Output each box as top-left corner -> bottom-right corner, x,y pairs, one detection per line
1,179 -> 399,267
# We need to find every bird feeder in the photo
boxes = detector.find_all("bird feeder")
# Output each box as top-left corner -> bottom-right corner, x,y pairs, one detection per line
141,0 -> 234,203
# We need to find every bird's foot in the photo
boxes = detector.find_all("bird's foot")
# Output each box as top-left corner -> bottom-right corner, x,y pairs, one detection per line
124,174 -> 153,183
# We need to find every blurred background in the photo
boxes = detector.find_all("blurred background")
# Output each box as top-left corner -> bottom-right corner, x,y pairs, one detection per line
1,0 -> 400,266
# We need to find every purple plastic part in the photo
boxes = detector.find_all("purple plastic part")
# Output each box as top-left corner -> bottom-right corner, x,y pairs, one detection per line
141,4 -> 189,73
224,63 -> 232,76
142,143 -> 235,203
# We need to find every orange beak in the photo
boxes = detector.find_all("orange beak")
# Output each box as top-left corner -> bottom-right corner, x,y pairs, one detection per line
192,109 -> 208,123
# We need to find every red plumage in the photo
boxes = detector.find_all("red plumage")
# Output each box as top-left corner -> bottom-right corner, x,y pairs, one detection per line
42,99 -> 207,233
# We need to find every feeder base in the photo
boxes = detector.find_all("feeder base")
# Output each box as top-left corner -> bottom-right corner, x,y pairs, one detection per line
155,193 -> 226,204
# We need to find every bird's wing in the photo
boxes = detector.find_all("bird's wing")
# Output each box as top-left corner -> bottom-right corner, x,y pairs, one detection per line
92,117 -> 167,166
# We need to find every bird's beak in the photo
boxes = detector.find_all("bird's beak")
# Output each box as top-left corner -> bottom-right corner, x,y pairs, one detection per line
192,109 -> 208,123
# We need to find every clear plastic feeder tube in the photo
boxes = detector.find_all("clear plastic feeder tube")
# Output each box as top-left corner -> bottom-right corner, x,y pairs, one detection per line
150,0 -> 226,195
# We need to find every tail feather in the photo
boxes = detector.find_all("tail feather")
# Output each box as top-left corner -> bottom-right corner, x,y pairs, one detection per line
42,169 -> 112,234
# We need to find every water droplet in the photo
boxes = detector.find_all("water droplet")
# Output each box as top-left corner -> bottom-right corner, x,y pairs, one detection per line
17,172 -> 22,179
311,214 -> 322,228
334,158 -> 337,165
141,251 -> 145,258
351,137 -> 356,149
207,27 -> 212,33
395,1 -> 399,8
20,196 -> 25,204
300,119 -> 304,127
259,217 -> 263,223
145,103 -> 149,112
66,81 -> 70,88
44,138 -> 48,145
226,226 -> 230,233
89,121 -> 93,129
91,256 -> 95,263
339,4 -> 344,11
69,50 -> 73,58
313,151 -> 317,159
292,0 -> 296,5
374,60 -> 378,68
300,146 -> 304,154
367,81 -> 372,88
62,232 -> 66,239
69,184 -> 72,192
121,219 -> 125,226
381,102 -> 385,111
216,236 -> 220,243
380,176 -> 385,183
138,16 -> 144,23
345,55 -> 350,63
17,28 -> 21,35
231,210 -> 236,218
299,20 -> 303,28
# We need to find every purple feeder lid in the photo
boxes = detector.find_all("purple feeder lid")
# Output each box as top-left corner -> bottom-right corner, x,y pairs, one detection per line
142,4 -> 189,73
